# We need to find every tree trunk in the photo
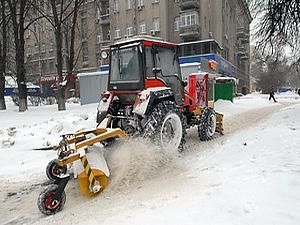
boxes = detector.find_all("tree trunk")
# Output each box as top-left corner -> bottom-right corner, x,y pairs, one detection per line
64,0 -> 80,99
67,0 -> 78,76
55,25 -> 66,111
0,0 -> 6,110
7,0 -> 28,112
0,75 -> 5,110
16,41 -> 28,112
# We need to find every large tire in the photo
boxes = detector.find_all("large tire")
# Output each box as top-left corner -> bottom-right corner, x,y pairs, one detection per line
198,108 -> 217,141
46,159 -> 67,181
37,184 -> 66,215
143,101 -> 185,151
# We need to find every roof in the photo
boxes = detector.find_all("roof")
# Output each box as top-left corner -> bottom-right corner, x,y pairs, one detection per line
178,39 -> 223,50
112,35 -> 177,48
77,71 -> 108,78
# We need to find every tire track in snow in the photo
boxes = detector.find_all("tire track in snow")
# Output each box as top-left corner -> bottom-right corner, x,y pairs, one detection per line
0,103 -> 293,225
184,104 -> 285,154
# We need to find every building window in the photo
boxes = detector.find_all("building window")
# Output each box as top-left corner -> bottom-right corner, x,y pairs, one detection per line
139,23 -> 146,34
81,17 -> 88,39
127,26 -> 133,37
127,0 -> 132,10
115,29 -> 121,39
41,21 -> 45,32
138,0 -> 144,7
34,43 -> 39,54
153,18 -> 160,31
33,22 -> 37,32
174,17 -> 180,31
41,44 -> 46,53
97,8 -> 101,20
82,42 -> 89,62
33,63 -> 39,74
26,47 -> 32,56
113,0 -> 119,12
49,60 -> 55,72
96,35 -> 101,44
107,30 -> 111,41
152,0 -> 159,3
49,41 -> 54,52
42,61 -> 47,73
180,11 -> 198,27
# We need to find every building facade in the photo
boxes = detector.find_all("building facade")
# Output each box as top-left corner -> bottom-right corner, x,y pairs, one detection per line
25,0 -> 252,92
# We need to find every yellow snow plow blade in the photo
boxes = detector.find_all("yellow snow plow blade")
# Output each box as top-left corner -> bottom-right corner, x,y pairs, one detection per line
78,168 -> 108,196
56,152 -> 109,196
77,154 -> 108,196
54,128 -> 126,195
216,112 -> 224,135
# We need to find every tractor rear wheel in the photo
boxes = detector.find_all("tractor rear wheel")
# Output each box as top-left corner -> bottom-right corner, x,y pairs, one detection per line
37,184 -> 66,215
144,101 -> 184,151
198,108 -> 217,141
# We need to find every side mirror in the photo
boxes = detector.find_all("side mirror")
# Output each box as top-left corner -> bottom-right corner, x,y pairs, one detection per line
182,81 -> 188,87
152,67 -> 162,75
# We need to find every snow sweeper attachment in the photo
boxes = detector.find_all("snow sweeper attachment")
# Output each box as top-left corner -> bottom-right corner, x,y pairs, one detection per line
37,127 -> 126,215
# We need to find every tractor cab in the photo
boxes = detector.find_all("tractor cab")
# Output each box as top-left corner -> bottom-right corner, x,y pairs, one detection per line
107,37 -> 184,105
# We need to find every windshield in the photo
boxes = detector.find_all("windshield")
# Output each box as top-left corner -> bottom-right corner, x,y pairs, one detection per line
110,46 -> 140,83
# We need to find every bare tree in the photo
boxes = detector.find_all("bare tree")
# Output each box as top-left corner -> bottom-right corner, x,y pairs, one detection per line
35,0 -> 85,111
6,0 -> 42,111
63,0 -> 84,99
250,0 -> 300,63
256,53 -> 291,93
0,0 -> 7,110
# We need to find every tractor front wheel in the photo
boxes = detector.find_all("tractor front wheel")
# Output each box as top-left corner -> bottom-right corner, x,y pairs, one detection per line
37,184 -> 66,215
198,108 -> 217,141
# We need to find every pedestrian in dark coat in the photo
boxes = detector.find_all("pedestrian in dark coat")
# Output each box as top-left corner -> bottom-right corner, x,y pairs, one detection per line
269,87 -> 277,102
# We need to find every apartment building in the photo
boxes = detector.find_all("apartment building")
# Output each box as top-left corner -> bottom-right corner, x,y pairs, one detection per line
96,0 -> 252,90
25,0 -> 252,92
24,0 -> 100,95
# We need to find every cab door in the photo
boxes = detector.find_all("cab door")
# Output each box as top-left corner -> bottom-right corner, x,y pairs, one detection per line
145,46 -> 184,105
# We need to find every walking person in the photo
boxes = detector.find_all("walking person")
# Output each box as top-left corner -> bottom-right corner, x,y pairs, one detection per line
269,86 -> 277,102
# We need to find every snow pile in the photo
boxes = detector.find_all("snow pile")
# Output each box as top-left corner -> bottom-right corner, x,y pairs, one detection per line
215,93 -> 273,117
1,93 -> 300,225
33,102 -> 300,225
0,103 -> 98,180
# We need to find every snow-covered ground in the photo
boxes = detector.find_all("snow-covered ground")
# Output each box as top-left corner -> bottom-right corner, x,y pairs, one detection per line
0,93 -> 300,225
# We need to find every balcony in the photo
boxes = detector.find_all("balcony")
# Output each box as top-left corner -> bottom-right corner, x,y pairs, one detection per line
100,40 -> 110,46
237,27 -> 249,39
180,0 -> 199,10
240,53 -> 249,60
99,12 -> 110,25
236,47 -> 246,56
241,33 -> 250,44
179,25 -> 201,41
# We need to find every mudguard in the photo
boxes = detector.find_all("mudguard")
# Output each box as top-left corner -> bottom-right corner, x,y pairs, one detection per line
96,92 -> 112,124
133,87 -> 175,117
